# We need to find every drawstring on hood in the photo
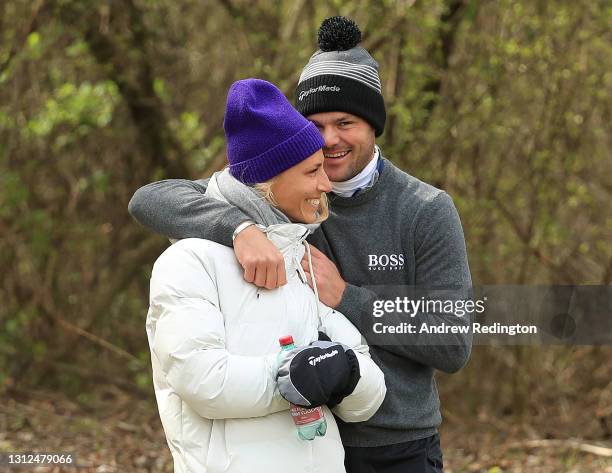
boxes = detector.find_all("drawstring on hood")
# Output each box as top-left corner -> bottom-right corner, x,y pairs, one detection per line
303,241 -> 320,316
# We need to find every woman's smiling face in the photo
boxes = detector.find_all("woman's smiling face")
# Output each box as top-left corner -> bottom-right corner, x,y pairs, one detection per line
269,150 -> 332,223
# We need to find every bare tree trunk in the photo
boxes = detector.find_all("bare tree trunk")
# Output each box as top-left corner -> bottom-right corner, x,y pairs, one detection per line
56,0 -> 189,179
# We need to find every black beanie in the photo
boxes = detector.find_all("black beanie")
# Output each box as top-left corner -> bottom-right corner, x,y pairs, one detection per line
295,16 -> 386,137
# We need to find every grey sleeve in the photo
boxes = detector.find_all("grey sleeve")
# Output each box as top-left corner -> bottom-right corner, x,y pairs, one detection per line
128,178 -> 250,248
337,192 -> 473,374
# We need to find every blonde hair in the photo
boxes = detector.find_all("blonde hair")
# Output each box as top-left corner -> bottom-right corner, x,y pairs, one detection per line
253,180 -> 329,223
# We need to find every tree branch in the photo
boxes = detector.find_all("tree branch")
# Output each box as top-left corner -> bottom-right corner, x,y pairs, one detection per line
421,0 -> 468,118
507,439 -> 612,458
493,197 -> 577,283
0,0 -> 47,75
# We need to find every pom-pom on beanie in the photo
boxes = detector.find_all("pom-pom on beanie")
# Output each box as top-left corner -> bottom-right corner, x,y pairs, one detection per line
295,16 -> 386,136
224,78 -> 324,184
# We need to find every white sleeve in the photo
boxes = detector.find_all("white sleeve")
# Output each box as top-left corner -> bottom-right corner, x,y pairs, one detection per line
318,304 -> 386,423
148,240 -> 288,419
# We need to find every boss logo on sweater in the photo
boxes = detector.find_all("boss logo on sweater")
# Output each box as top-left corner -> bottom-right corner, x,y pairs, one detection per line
368,254 -> 405,271
308,350 -> 339,366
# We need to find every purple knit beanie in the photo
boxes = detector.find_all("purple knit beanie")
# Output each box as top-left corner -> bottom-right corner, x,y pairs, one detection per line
224,78 -> 324,184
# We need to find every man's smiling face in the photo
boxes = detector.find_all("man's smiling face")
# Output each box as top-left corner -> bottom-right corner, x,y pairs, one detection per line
307,111 -> 376,182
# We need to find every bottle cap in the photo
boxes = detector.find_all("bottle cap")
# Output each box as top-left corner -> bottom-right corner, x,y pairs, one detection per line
279,335 -> 294,346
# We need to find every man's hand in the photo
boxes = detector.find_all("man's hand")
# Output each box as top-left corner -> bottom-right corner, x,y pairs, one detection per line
234,225 -> 287,289
301,245 -> 347,308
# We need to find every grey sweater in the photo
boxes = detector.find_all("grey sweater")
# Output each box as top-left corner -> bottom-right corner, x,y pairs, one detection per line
129,157 -> 472,447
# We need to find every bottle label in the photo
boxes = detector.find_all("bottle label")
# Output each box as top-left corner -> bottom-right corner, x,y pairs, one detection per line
290,406 -> 324,426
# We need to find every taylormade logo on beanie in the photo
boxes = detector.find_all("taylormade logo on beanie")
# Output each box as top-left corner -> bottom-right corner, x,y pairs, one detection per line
298,84 -> 341,101
294,16 -> 386,136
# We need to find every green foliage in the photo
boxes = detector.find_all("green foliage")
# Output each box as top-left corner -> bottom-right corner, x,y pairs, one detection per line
173,111 -> 204,150
25,81 -> 119,140
0,172 -> 29,217
26,32 -> 42,60
65,39 -> 88,58
190,135 -> 225,173
153,78 -> 168,101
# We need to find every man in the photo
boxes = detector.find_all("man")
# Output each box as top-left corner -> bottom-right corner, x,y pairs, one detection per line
129,16 -> 471,473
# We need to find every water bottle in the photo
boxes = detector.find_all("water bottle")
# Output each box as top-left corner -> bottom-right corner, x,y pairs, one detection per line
279,335 -> 327,440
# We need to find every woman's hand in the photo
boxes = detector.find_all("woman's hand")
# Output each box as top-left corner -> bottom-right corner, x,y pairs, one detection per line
234,225 -> 287,289
276,341 -> 360,408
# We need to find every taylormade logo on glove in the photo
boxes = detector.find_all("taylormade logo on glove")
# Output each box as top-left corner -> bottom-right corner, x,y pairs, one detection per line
308,349 -> 339,366
277,340 -> 361,409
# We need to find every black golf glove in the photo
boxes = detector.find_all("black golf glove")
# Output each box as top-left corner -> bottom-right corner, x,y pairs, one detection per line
277,340 -> 360,409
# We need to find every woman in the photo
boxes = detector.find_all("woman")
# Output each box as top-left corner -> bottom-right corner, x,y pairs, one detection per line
146,79 -> 386,473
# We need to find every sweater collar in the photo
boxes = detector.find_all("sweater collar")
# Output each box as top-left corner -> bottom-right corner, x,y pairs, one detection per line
328,154 -> 390,207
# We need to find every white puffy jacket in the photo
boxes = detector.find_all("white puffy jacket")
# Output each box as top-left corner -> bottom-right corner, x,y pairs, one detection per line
146,224 -> 386,473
